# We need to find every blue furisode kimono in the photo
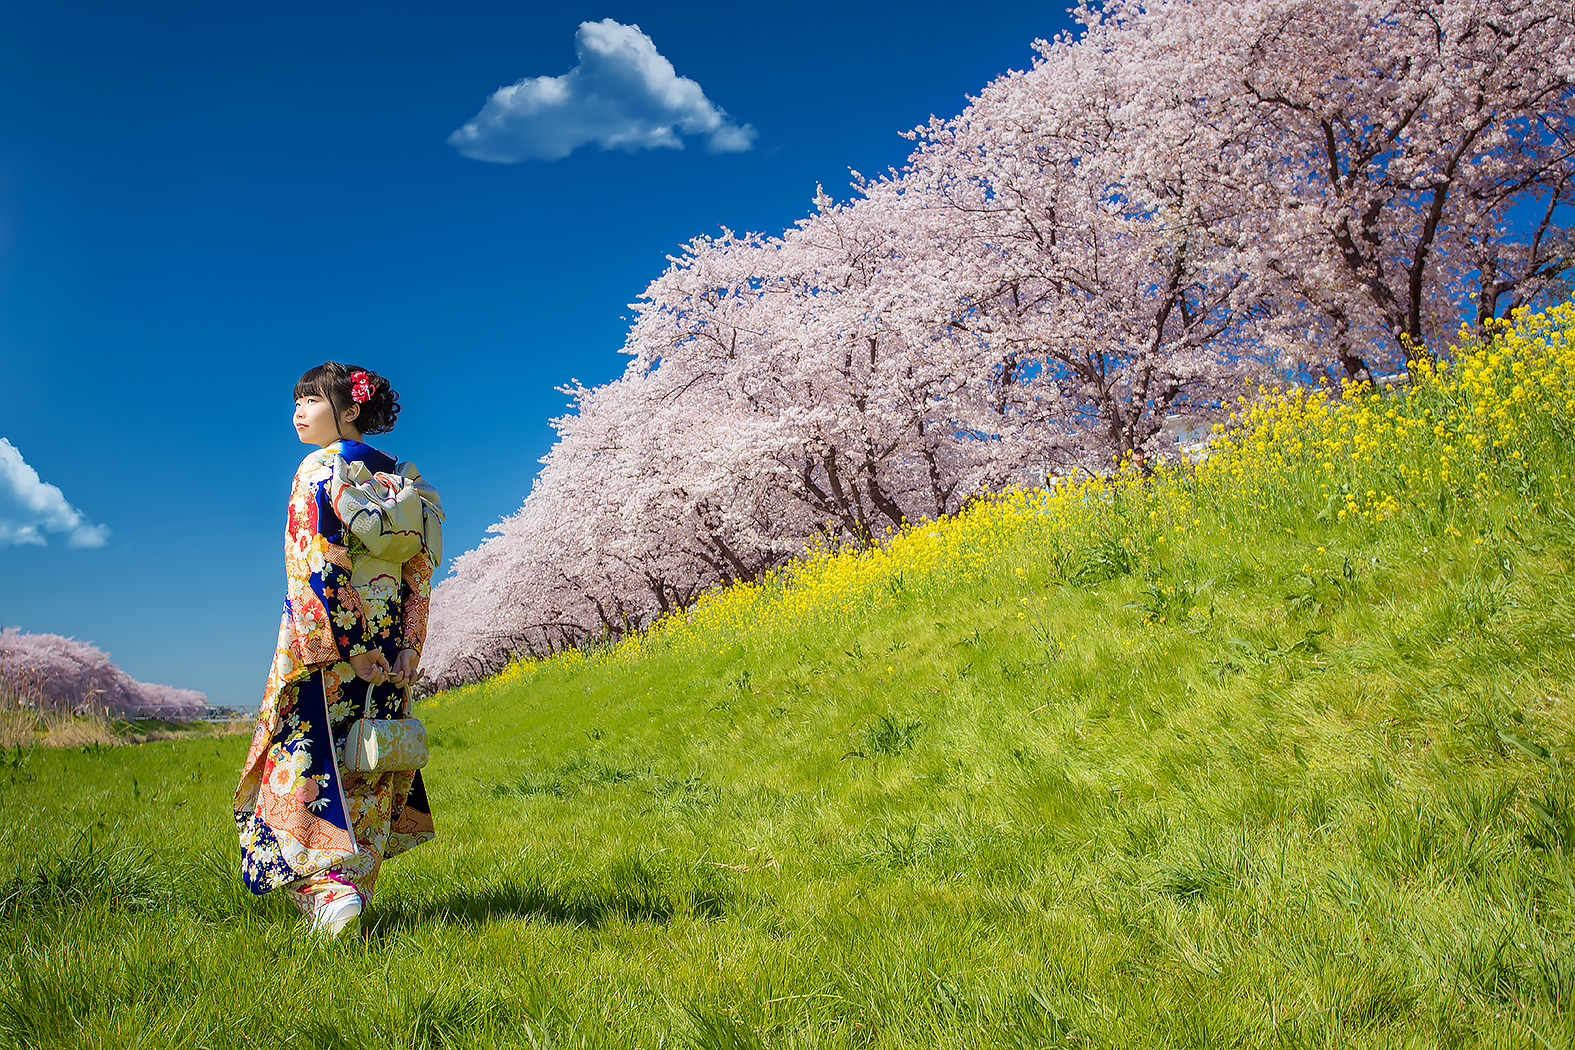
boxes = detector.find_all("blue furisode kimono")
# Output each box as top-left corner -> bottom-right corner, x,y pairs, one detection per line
232,439 -> 439,907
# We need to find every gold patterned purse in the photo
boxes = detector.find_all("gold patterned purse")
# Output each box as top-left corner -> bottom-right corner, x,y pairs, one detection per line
342,681 -> 429,773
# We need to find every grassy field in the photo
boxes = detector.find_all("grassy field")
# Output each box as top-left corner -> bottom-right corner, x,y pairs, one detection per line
6,306 -> 1575,1048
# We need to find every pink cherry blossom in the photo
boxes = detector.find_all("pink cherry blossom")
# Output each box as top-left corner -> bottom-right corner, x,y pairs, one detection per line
422,0 -> 1574,689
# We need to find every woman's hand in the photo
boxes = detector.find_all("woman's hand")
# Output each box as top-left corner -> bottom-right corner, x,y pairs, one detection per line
349,649 -> 391,685
389,647 -> 422,689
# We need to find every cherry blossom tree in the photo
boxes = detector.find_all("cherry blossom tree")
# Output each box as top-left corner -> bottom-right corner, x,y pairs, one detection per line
0,627 -> 207,719
425,198 -> 1030,687
425,358 -> 809,682
1095,0 -> 1575,368
899,26 -> 1274,466
623,190 -> 1035,544
423,0 -> 1575,688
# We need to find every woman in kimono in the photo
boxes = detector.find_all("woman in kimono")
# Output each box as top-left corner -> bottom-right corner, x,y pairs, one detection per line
233,362 -> 439,937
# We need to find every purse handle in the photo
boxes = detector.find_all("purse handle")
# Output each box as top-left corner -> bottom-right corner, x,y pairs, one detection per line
361,678 -> 412,719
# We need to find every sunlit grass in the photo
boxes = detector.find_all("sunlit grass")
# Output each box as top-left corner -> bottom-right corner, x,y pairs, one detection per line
6,304 -> 1575,1047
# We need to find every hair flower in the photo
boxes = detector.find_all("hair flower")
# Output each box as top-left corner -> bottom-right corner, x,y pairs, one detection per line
350,370 -> 374,403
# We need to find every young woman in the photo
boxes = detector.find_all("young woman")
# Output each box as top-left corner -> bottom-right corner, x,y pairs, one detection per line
232,363 -> 439,937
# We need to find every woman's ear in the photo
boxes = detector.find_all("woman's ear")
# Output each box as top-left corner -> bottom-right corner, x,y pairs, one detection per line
342,403 -> 362,427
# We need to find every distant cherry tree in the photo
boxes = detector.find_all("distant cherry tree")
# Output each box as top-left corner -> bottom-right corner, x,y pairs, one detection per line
0,627 -> 207,719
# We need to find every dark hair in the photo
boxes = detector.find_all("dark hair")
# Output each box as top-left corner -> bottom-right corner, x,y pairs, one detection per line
293,362 -> 401,436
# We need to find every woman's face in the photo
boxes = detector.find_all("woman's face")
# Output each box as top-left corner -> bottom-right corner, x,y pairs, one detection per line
294,394 -> 360,448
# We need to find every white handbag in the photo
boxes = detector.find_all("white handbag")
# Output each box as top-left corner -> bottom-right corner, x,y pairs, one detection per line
342,680 -> 429,773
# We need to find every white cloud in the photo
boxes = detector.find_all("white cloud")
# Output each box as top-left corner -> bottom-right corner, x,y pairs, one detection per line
448,19 -> 758,163
0,438 -> 109,550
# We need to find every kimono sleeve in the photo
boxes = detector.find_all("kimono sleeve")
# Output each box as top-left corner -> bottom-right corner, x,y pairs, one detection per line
282,455 -> 377,666
398,550 -> 434,654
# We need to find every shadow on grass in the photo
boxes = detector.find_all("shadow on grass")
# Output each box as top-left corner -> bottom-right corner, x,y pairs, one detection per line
367,864 -> 734,934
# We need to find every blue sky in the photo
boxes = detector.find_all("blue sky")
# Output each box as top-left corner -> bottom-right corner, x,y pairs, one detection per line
0,1 -> 1078,708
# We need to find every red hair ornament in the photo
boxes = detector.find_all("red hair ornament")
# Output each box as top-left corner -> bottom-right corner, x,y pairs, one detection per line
350,371 -> 374,404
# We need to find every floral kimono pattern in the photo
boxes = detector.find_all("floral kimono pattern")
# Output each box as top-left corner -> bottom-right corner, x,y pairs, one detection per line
233,439 -> 439,899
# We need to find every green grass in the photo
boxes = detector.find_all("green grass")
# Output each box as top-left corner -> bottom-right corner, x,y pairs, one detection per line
7,309 -> 1575,1047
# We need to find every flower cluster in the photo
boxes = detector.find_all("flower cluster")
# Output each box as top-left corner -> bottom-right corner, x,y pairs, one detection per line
1200,304 -> 1575,535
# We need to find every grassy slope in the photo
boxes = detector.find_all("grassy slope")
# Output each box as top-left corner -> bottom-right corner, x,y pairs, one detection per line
6,307 -> 1575,1049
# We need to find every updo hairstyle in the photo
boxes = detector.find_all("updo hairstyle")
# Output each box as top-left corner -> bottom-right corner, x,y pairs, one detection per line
294,362 -> 401,436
